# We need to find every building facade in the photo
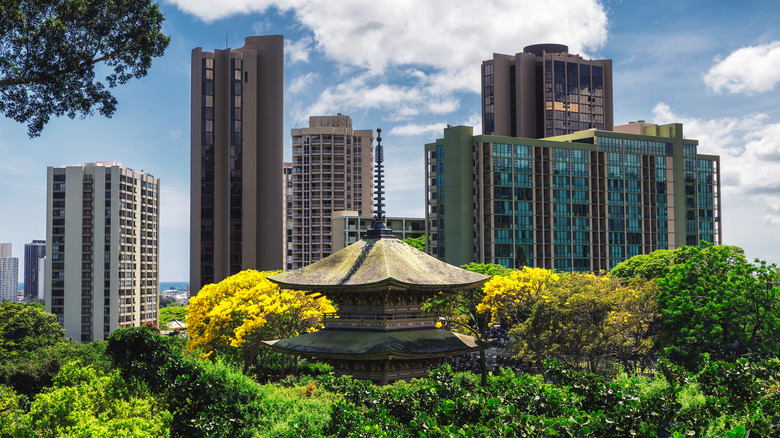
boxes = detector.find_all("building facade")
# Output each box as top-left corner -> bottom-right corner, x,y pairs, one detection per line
283,162 -> 293,268
45,162 -> 160,342
191,35 -> 283,293
425,123 -> 721,270
288,115 -> 374,269
330,212 -> 425,252
24,240 -> 46,300
0,243 -> 18,302
482,44 -> 613,138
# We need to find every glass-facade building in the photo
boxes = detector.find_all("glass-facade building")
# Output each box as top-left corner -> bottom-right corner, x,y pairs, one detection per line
482,44 -> 613,139
425,123 -> 720,270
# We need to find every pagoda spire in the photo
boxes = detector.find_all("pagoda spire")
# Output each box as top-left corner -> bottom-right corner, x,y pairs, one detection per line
368,128 -> 393,237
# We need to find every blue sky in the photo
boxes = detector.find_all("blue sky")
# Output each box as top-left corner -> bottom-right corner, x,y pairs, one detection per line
2,0 -> 780,281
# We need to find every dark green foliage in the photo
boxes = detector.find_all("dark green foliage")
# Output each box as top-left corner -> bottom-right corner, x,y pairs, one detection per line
320,360 -> 780,437
515,243 -> 527,269
0,0 -> 170,137
0,341 -> 109,399
402,235 -> 426,251
0,301 -> 65,360
656,244 -> 780,369
106,326 -> 272,438
459,262 -> 512,277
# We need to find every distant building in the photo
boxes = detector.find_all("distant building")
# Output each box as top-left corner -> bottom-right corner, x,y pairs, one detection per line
190,35 -> 284,293
288,115 -> 374,269
482,44 -> 613,138
330,212 -> 425,252
425,122 -> 720,270
46,162 -> 160,342
24,240 -> 46,300
0,243 -> 19,302
283,162 -> 293,268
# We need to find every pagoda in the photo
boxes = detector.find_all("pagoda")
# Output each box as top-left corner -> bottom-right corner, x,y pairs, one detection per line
265,129 -> 490,384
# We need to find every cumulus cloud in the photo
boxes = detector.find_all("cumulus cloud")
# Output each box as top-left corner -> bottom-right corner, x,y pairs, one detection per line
652,103 -> 780,224
390,113 -> 482,137
288,72 -> 318,94
169,0 -> 609,118
285,36 -> 314,64
704,41 -> 780,94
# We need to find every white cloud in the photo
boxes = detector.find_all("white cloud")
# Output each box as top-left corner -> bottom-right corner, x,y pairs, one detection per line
704,41 -> 780,94
169,0 -> 609,117
288,72 -> 318,94
390,113 -> 481,137
285,36 -> 314,64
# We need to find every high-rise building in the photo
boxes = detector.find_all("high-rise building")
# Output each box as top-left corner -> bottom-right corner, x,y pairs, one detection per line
0,243 -> 19,302
425,122 -> 721,270
191,35 -> 283,293
283,162 -> 294,268
24,240 -> 46,300
482,44 -> 613,138
288,115 -> 374,269
45,162 -> 160,342
330,212 -> 425,252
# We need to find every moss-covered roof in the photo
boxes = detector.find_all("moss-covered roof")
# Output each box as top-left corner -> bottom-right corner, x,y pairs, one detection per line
264,328 -> 485,359
268,236 -> 489,292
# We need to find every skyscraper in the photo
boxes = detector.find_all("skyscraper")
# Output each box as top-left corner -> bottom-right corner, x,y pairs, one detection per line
288,115 -> 374,269
482,44 -> 613,138
425,122 -> 720,270
0,243 -> 19,302
24,240 -> 46,300
46,162 -> 160,342
191,35 -> 283,293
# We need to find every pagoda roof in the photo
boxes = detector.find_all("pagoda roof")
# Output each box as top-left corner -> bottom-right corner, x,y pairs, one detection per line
264,328 -> 486,360
268,236 -> 490,292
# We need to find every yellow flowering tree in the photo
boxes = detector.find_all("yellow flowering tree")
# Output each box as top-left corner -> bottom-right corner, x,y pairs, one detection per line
187,270 -> 335,373
477,266 -> 560,326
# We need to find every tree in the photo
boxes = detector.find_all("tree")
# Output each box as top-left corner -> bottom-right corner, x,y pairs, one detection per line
514,243 -> 528,269
187,270 -> 335,373
0,0 -> 169,137
425,263 -> 512,384
511,273 -> 657,373
656,243 -> 780,369
477,266 -> 559,327
0,301 -> 65,360
402,235 -> 426,252
8,362 -> 171,437
159,306 -> 188,330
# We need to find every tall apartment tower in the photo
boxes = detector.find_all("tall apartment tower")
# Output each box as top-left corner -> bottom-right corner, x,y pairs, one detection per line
288,115 -> 374,269
24,240 -> 46,300
482,44 -> 613,138
425,122 -> 721,271
191,35 -> 283,294
45,162 -> 160,343
0,243 -> 19,302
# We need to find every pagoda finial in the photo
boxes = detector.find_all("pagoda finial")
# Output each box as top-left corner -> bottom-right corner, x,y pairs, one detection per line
368,128 -> 393,237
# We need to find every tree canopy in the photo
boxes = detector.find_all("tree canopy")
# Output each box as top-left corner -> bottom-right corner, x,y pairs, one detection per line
0,301 -> 65,360
402,235 -> 426,252
656,243 -> 780,369
187,270 -> 335,373
0,0 -> 169,137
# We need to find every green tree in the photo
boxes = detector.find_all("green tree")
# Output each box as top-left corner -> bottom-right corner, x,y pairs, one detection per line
159,305 -> 188,330
656,243 -> 780,369
9,362 -> 171,437
511,273 -> 657,373
0,0 -> 169,137
424,263 -> 510,385
514,243 -> 528,269
0,301 -> 65,360
402,235 -> 426,251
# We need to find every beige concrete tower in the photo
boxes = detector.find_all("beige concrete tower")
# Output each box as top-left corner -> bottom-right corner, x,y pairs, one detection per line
482,44 -> 613,138
288,115 -> 374,269
191,35 -> 284,294
45,162 -> 160,342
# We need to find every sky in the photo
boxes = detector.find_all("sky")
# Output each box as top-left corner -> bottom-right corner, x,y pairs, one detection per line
2,0 -> 780,281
